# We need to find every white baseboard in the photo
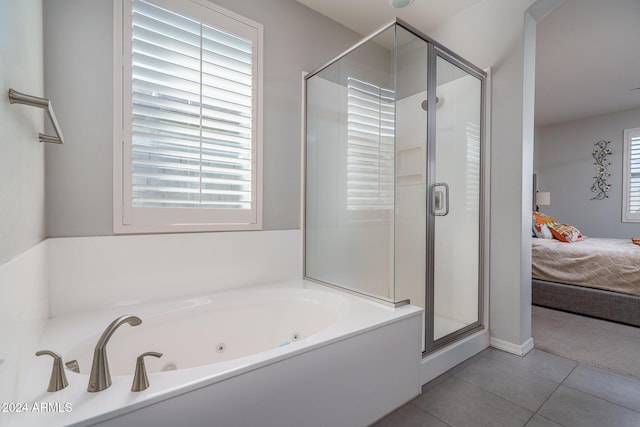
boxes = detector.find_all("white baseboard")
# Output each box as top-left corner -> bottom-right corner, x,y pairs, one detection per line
490,336 -> 534,356
421,329 -> 490,385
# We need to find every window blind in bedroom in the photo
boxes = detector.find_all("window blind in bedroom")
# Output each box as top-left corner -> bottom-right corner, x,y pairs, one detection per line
623,127 -> 640,222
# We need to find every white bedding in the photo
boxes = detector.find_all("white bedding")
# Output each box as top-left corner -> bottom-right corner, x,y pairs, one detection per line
532,236 -> 640,296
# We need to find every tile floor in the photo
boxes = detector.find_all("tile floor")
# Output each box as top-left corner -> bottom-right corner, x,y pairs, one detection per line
371,347 -> 640,427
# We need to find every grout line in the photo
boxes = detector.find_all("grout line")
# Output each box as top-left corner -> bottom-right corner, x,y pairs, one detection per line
561,363 -> 640,415
487,347 -> 578,384
451,351 -> 574,419
408,401 -> 453,427
522,412 -> 539,426
560,362 -> 580,385
450,375 -> 536,416
528,363 -> 576,423
383,349 -> 640,427
417,372 -> 533,425
561,383 -> 640,416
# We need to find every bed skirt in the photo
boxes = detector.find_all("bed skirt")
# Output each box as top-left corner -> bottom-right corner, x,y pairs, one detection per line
532,278 -> 640,327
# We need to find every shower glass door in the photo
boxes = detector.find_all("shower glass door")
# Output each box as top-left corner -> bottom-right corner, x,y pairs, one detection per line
428,52 -> 483,348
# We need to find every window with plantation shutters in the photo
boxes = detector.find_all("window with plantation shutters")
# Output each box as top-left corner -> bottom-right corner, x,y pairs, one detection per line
115,0 -> 263,233
346,77 -> 395,215
623,127 -> 640,222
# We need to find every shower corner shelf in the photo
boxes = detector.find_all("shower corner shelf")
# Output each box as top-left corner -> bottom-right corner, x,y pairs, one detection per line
397,146 -> 424,185
8,88 -> 65,145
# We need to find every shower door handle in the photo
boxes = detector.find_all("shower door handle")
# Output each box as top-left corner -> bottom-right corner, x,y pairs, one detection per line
432,182 -> 449,216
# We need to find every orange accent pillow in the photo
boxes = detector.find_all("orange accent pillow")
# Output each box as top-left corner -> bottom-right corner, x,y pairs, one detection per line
549,223 -> 583,243
532,212 -> 558,239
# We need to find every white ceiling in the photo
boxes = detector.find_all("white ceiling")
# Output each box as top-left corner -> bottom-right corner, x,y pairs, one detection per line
295,0 -> 482,37
296,0 -> 640,127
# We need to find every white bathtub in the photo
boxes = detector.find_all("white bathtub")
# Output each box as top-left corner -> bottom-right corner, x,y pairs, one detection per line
65,286 -> 350,377
10,280 -> 422,427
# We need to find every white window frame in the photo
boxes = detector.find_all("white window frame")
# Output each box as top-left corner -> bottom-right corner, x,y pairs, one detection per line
622,127 -> 640,223
113,0 -> 263,233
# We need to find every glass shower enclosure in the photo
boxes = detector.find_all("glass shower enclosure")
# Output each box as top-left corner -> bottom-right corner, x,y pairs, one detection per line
304,20 -> 486,353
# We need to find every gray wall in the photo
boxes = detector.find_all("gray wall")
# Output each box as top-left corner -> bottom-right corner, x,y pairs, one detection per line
0,0 -> 45,264
44,0 -> 361,237
536,107 -> 640,238
0,0 -> 50,405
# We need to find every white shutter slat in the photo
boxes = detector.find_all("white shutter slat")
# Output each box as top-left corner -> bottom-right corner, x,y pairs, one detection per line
202,86 -> 252,108
132,26 -> 200,63
203,24 -> 252,55
132,122 -> 253,152
201,115 -> 251,135
202,76 -> 252,98
133,107 -> 200,129
133,51 -> 200,84
133,157 -> 251,179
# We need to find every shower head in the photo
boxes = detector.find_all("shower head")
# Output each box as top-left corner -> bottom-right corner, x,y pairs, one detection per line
421,97 -> 442,111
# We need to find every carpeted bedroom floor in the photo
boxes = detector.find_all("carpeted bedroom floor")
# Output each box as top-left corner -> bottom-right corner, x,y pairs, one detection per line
532,305 -> 640,381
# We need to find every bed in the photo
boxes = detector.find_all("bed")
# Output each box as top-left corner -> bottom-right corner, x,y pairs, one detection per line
532,236 -> 640,327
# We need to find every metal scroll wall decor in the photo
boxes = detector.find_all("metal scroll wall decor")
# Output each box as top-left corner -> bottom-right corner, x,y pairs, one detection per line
590,140 -> 612,200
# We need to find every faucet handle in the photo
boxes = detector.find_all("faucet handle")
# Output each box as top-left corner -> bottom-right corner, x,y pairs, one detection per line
65,359 -> 80,373
35,350 -> 69,392
131,351 -> 162,392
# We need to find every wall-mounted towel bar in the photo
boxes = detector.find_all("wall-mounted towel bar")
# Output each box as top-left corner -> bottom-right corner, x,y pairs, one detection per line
9,89 -> 64,144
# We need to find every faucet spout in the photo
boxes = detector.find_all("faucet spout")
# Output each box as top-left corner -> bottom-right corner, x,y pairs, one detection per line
88,315 -> 142,392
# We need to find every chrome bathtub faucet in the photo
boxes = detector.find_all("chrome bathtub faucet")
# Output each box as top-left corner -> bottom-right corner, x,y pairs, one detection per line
88,315 -> 142,392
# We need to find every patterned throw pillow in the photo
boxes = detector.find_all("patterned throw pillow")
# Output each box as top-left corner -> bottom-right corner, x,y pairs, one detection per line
532,212 -> 558,239
549,223 -> 583,243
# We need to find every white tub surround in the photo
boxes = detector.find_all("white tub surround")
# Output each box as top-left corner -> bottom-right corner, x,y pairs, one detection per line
0,240 -> 49,405
1,229 -> 298,409
10,280 -> 423,427
47,229 -> 301,316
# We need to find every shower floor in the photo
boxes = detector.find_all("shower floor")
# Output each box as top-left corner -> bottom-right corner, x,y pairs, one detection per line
433,314 -> 472,341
